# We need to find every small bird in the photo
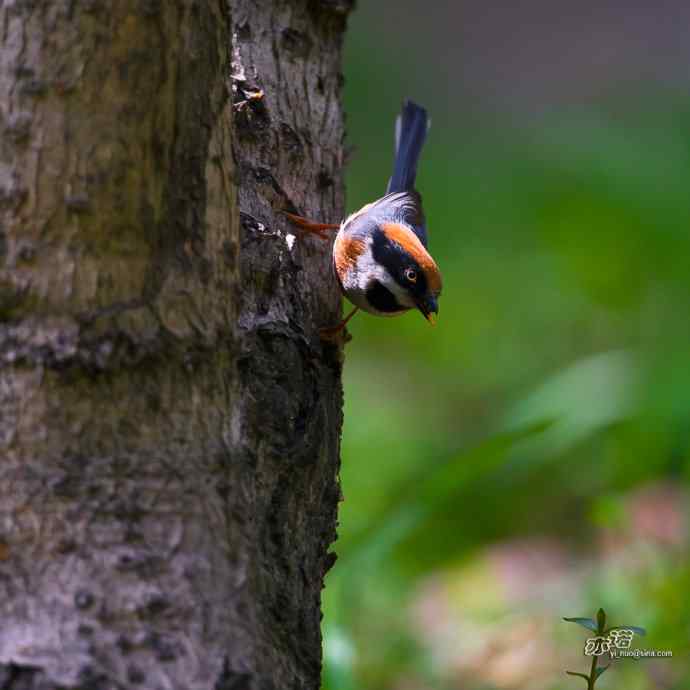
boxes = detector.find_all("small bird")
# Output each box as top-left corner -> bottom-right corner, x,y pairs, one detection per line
284,100 -> 442,339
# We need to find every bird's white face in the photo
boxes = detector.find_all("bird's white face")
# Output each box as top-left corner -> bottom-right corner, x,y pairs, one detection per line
333,234 -> 410,315
356,237 -> 417,310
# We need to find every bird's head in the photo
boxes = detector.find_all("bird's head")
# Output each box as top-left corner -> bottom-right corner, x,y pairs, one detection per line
369,222 -> 442,324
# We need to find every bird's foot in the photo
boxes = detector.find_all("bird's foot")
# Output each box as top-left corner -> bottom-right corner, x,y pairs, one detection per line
318,307 -> 359,344
319,324 -> 353,345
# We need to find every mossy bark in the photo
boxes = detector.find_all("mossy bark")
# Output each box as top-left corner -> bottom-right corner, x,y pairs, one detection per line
0,1 -> 350,688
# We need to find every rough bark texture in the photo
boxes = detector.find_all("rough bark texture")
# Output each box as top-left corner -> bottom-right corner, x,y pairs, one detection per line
0,1 -> 350,689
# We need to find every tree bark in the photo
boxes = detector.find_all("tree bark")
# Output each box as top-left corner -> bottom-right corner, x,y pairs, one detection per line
0,1 -> 350,689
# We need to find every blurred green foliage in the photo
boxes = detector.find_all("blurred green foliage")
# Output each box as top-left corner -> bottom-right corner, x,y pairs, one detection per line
323,7 -> 690,690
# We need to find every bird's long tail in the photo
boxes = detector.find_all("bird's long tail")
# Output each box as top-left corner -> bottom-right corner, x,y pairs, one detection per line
387,100 -> 430,193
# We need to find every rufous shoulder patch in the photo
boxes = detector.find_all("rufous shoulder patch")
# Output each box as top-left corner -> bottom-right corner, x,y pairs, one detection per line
380,222 -> 442,293
334,233 -> 367,282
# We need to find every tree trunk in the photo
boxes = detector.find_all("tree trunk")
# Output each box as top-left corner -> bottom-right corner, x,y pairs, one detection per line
0,1 -> 350,689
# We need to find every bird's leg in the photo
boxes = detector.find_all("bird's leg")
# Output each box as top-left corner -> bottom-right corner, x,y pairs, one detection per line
319,306 -> 359,343
282,211 -> 339,241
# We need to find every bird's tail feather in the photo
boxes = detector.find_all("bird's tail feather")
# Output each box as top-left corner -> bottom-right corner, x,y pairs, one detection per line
387,100 -> 430,193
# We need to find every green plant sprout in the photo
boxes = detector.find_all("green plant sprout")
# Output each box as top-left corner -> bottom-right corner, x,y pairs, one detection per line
564,608 -> 646,689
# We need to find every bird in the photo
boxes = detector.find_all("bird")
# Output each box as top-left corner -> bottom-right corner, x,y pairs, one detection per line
284,99 -> 442,340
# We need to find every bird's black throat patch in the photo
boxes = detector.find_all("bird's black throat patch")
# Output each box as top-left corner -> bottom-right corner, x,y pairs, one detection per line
365,280 -> 405,313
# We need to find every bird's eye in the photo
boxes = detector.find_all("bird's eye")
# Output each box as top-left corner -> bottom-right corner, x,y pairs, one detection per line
405,267 -> 417,283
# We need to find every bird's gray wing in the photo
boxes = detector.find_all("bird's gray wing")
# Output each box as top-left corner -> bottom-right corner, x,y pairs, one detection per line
372,190 -> 427,247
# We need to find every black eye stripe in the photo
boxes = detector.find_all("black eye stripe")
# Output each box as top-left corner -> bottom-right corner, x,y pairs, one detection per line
371,227 -> 427,294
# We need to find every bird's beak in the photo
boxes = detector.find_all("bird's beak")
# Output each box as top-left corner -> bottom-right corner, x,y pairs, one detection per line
416,295 -> 438,326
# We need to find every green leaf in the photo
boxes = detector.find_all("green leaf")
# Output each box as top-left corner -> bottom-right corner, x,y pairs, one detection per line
504,351 -> 637,458
563,617 -> 598,632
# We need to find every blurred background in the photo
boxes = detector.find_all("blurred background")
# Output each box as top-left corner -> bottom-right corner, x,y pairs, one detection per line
322,2 -> 690,689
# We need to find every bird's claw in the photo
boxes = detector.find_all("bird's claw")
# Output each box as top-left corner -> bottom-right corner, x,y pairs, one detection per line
319,325 -> 353,345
